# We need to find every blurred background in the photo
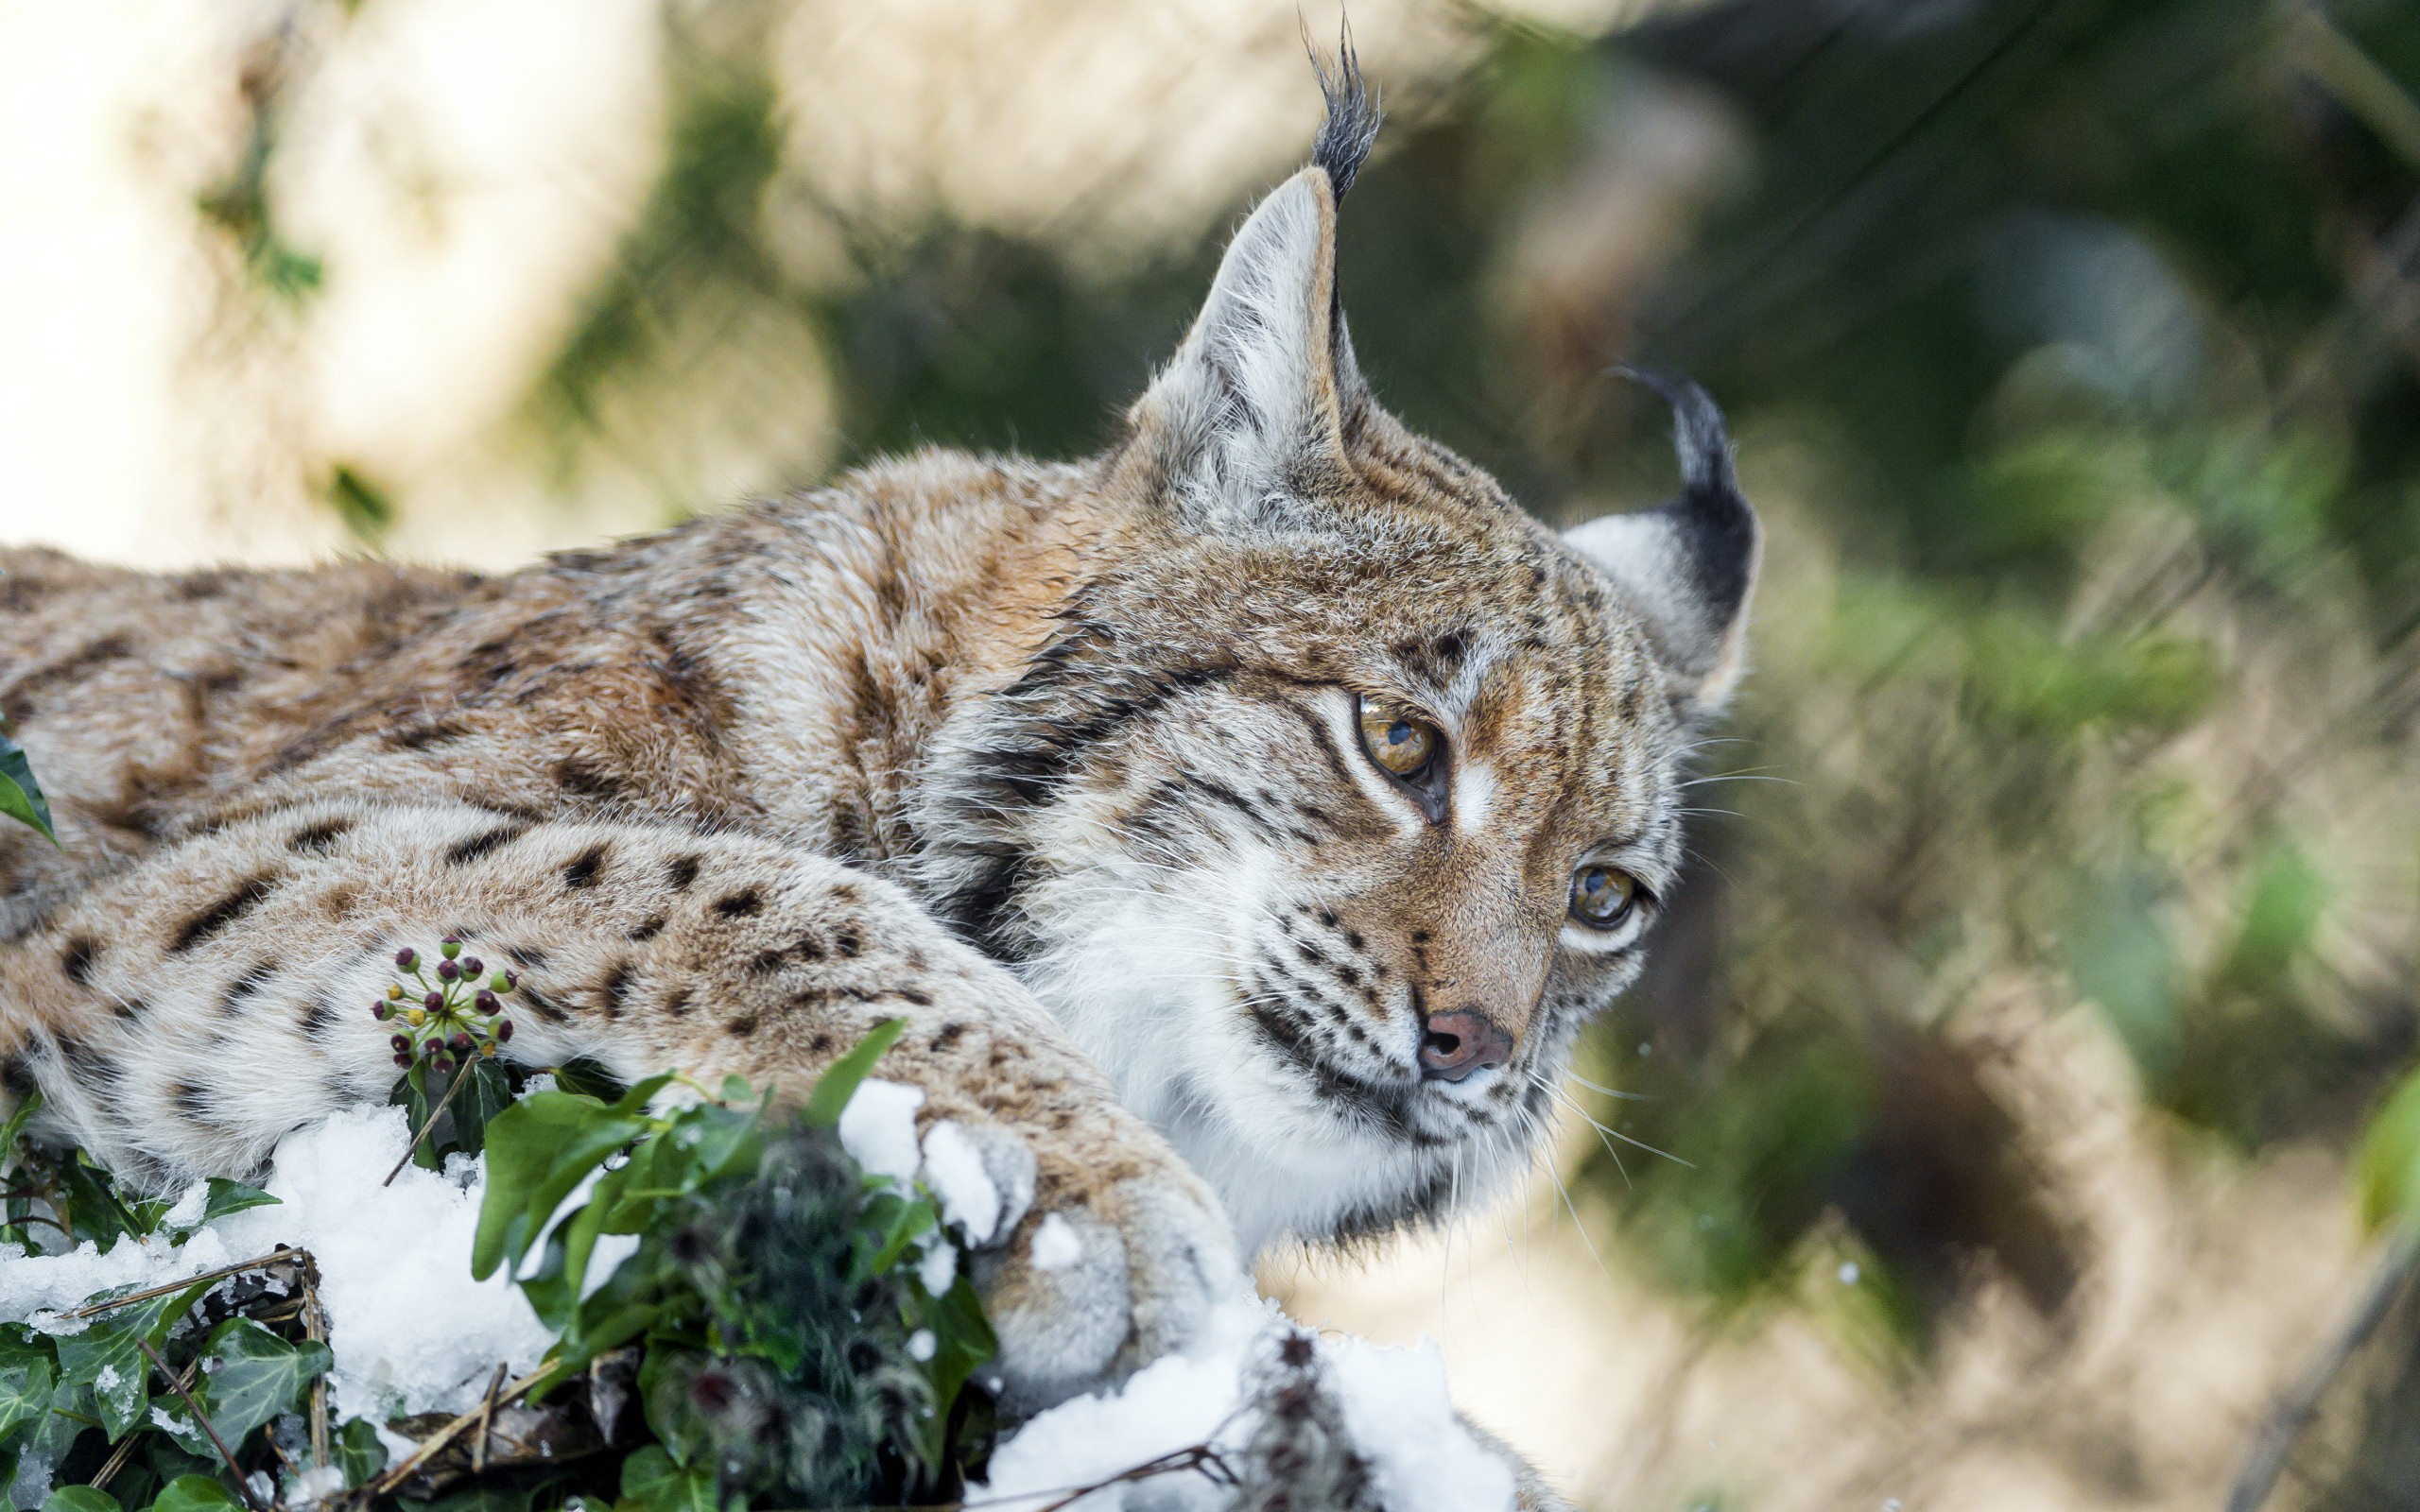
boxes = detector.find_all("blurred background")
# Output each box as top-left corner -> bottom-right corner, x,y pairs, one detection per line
6,0 -> 2420,1506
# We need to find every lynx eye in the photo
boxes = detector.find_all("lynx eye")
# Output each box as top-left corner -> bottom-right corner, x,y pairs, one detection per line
1569,865 -> 1640,930
1357,700 -> 1440,779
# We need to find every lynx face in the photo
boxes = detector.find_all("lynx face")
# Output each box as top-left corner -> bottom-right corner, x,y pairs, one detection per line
920,112 -> 1758,1251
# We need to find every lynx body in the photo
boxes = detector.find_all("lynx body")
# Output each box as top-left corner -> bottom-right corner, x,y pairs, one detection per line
0,62 -> 1755,1443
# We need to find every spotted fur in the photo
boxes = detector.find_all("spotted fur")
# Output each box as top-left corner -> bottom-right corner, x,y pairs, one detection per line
0,62 -> 1754,1461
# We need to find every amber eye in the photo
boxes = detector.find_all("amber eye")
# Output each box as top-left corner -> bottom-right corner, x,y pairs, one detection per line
1569,865 -> 1639,929
1357,701 -> 1440,779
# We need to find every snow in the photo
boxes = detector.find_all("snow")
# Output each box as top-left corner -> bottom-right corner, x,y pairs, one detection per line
1028,1212 -> 1082,1273
971,1298 -> 1515,1512
916,1237 -> 957,1297
4,1101 -> 1519,1512
1,1106 -> 559,1429
918,1120 -> 1002,1243
837,1078 -> 925,1185
1325,1334 -> 1516,1512
908,1329 -> 937,1363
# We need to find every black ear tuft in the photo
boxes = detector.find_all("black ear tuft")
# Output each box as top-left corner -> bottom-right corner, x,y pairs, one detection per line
1614,363 -> 1754,620
1305,18 -> 1382,203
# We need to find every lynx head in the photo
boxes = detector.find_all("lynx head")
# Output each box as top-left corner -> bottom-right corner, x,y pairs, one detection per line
922,50 -> 1757,1253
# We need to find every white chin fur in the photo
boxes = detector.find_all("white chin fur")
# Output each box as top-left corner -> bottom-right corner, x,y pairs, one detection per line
1012,858 -> 1531,1257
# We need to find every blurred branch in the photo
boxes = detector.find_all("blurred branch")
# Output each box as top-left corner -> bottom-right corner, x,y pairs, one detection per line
2224,1230 -> 2419,1512
2283,0 -> 2420,173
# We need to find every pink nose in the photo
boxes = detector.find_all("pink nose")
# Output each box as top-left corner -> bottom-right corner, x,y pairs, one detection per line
1419,1010 -> 1514,1082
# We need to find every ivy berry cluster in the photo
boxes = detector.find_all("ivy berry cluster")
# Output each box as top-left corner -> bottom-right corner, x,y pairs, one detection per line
372,935 -> 518,1074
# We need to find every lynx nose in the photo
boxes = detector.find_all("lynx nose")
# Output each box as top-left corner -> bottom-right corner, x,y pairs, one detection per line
1418,1010 -> 1514,1083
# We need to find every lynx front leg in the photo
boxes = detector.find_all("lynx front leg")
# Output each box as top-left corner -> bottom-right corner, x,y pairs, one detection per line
0,799 -> 1242,1408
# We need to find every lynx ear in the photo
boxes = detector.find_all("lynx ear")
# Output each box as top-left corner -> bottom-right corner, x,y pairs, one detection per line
1564,368 -> 1761,716
1130,166 -> 1356,531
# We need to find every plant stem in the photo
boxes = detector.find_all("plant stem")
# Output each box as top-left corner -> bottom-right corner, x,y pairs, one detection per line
92,1359 -> 198,1492
362,1366 -> 550,1499
60,1247 -> 304,1319
384,1066 -> 472,1186
140,1338 -> 269,1512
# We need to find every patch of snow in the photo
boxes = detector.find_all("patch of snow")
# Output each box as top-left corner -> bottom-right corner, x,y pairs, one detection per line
976,1299 -> 1515,1512
908,1329 -> 937,1363
1325,1334 -> 1515,1512
918,1120 -> 1001,1244
8,1448 -> 51,1509
208,1107 -> 562,1424
1028,1212 -> 1081,1273
161,1181 -> 211,1231
917,1237 -> 957,1297
838,1078 -> 925,1185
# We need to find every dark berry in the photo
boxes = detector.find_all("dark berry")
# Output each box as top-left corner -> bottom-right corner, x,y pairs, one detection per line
494,1020 -> 513,1043
460,956 -> 483,977
433,1054 -> 456,1074
475,990 -> 499,1014
449,1032 -> 474,1054
424,990 -> 444,1012
394,948 -> 417,971
390,1034 -> 410,1054
436,960 -> 458,982
372,1002 -> 389,1021
394,1053 -> 412,1068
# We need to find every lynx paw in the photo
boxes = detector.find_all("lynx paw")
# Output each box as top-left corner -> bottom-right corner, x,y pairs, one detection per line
971,1154 -> 1245,1414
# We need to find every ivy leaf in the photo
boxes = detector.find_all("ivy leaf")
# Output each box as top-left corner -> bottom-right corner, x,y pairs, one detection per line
47,1153 -> 148,1249
0,1332 -> 57,1443
450,1058 -> 517,1159
52,1278 -> 215,1438
198,1179 -> 280,1226
472,1088 -> 658,1280
616,1445 -> 718,1512
334,1415 -> 389,1487
797,1017 -> 906,1127
183,1318 -> 330,1454
41,1487 -> 121,1512
0,724 -> 56,846
148,1474 -> 242,1512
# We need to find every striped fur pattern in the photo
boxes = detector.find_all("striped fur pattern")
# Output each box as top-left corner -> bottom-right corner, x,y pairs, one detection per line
0,60 -> 1755,1435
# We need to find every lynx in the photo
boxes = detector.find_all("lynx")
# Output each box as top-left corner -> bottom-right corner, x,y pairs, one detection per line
0,51 -> 1755,1484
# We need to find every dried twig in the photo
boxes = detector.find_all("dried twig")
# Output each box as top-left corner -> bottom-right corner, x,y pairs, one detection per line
92,1358 -> 198,1491
299,1250 -> 332,1472
384,1068 -> 473,1186
61,1247 -> 304,1319
2225,1230 -> 2419,1512
141,1338 -> 269,1512
361,1366 -> 550,1499
471,1362 -> 508,1476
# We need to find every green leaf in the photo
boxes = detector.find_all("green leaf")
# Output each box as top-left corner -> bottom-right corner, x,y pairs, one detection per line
0,1088 -> 44,1160
2360,1068 -> 2420,1232
334,1414 -> 388,1487
546,1059 -> 627,1102
48,1154 -> 147,1248
917,1273 -> 997,1461
0,1333 -> 57,1442
798,1018 -> 907,1127
197,1180 -> 279,1226
472,1091 -> 654,1280
184,1319 -> 329,1454
615,1445 -> 717,1512
450,1058 -> 517,1158
53,1277 -> 215,1439
43,1486 -> 122,1512
0,724 -> 57,846
148,1474 -> 241,1512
